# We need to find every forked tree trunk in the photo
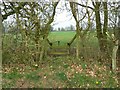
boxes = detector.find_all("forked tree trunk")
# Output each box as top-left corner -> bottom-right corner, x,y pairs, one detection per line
39,1 -> 59,61
95,2 -> 104,55
69,2 -> 81,59
39,24 -> 51,61
94,2 -> 110,63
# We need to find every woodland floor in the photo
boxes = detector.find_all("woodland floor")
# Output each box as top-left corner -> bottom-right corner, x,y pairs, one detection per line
2,56 -> 119,88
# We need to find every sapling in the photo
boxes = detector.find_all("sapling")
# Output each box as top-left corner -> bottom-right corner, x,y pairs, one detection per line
106,32 -> 119,72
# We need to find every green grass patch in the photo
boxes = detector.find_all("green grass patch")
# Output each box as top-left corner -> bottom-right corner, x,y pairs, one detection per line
63,64 -> 69,69
56,72 -> 68,81
2,58 -> 118,88
25,70 -> 41,82
49,31 -> 76,42
48,31 -> 76,47
69,73 -> 101,88
3,71 -> 22,80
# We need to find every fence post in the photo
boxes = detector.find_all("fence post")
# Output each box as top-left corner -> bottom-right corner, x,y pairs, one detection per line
58,41 -> 60,46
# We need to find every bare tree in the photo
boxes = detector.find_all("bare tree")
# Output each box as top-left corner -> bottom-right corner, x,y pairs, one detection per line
69,1 -> 92,59
1,1 -> 60,62
107,2 -> 120,72
92,1 -> 110,62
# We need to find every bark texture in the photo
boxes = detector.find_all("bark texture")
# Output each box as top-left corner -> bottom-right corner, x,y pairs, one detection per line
94,2 -> 110,64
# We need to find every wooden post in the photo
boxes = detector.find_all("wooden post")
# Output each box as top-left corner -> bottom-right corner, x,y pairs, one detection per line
58,41 -> 60,46
67,34 -> 76,46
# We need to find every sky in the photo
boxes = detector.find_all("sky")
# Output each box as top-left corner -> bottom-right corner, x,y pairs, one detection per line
52,0 -> 76,29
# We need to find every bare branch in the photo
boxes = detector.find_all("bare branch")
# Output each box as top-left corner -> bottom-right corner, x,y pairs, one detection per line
73,2 -> 94,10
2,2 -> 27,21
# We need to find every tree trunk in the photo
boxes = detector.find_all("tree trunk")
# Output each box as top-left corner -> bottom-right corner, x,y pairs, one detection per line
69,2 -> 81,59
0,8 -> 2,58
40,36 -> 47,61
40,25 -> 50,61
117,34 -> 120,63
94,2 -> 109,63
95,2 -> 104,54
102,2 -> 110,62
112,40 -> 119,72
0,8 -> 3,89
117,39 -> 120,85
116,3 -> 120,75
34,27 -> 41,62
39,1 -> 59,61
76,24 -> 80,59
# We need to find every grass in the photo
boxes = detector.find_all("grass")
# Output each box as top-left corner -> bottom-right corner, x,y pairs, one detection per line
48,31 -> 99,47
48,31 -> 76,42
2,31 -> 119,88
48,31 -> 76,47
2,57 -> 119,88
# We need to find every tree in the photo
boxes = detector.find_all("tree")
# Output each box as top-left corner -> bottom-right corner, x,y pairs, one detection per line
1,1 -> 60,62
58,27 -> 61,31
91,1 -> 110,62
70,25 -> 75,31
69,1 -> 92,59
107,2 -> 120,72
69,0 -> 118,66
117,2 -> 120,69
61,27 -> 65,31
2,2 -> 27,21
0,8 -> 3,76
19,1 -> 60,61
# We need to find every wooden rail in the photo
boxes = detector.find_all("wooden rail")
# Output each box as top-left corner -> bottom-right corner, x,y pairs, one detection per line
67,34 -> 76,46
46,38 -> 52,46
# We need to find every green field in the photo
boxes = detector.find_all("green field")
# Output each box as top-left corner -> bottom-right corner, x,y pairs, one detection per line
48,31 -> 99,48
48,31 -> 76,48
49,31 -> 76,43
